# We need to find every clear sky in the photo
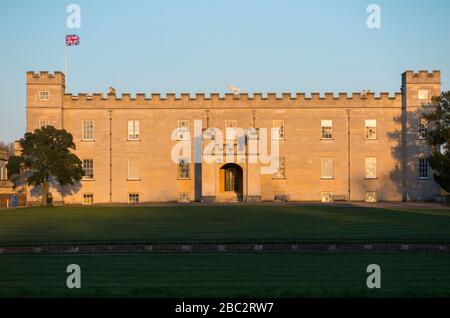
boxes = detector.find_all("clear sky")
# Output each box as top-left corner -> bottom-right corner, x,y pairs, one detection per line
0,0 -> 449,143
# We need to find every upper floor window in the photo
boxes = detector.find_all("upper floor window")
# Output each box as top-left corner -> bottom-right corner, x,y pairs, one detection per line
417,118 -> 428,140
418,90 -> 429,100
128,158 -> 140,180
365,157 -> 378,179
82,120 -> 94,141
128,120 -> 140,140
225,120 -> 237,140
177,120 -> 190,141
418,158 -> 430,179
39,91 -> 49,101
39,120 -> 51,129
273,120 -> 285,140
178,158 -> 190,179
82,159 -> 94,180
321,158 -> 334,179
321,120 -> 333,140
273,157 -> 286,179
365,119 -> 377,140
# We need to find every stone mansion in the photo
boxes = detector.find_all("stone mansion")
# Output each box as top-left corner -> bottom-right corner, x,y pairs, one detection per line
25,70 -> 441,204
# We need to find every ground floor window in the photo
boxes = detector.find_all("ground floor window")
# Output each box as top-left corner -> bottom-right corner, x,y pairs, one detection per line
365,157 -> 377,179
322,192 -> 333,203
321,158 -> 333,179
178,193 -> 190,203
128,158 -> 140,180
418,158 -> 430,179
274,192 -> 289,202
178,159 -> 190,179
128,193 -> 139,204
82,159 -> 94,180
273,157 -> 286,179
366,191 -> 378,203
82,194 -> 94,205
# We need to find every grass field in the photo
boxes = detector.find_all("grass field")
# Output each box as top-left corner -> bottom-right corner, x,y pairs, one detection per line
1,205 -> 450,243
1,253 -> 450,298
1,205 -> 450,298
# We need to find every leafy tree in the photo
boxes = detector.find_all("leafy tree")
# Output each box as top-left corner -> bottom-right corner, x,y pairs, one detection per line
423,91 -> 450,192
7,126 -> 84,206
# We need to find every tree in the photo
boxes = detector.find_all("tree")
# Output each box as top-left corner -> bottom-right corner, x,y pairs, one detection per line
423,91 -> 450,192
7,126 -> 84,206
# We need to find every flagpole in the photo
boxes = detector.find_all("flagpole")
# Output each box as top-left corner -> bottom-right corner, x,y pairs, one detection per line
64,43 -> 68,89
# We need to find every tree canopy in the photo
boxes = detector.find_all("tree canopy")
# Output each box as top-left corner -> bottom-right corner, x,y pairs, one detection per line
423,91 -> 450,192
7,126 -> 84,206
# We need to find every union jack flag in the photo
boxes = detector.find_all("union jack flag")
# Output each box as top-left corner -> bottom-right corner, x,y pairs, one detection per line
65,34 -> 80,46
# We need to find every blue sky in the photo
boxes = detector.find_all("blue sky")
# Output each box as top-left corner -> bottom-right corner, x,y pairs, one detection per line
0,0 -> 449,143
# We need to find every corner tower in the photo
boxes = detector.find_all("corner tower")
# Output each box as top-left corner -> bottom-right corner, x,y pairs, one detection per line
402,70 -> 441,107
26,71 -> 65,132
401,70 -> 441,201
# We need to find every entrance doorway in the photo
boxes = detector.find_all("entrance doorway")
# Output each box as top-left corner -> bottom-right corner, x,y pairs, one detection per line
219,163 -> 243,202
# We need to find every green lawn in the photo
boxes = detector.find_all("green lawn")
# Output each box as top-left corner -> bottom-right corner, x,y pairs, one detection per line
1,205 -> 450,243
1,253 -> 450,298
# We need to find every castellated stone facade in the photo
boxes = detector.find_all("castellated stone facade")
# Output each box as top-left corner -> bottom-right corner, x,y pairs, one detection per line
25,70 -> 441,204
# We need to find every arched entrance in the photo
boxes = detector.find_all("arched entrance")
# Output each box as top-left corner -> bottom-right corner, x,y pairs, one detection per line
219,163 -> 243,202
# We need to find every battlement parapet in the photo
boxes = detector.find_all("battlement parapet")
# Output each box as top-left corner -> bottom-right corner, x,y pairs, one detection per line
63,90 -> 403,108
26,71 -> 65,85
402,70 -> 441,84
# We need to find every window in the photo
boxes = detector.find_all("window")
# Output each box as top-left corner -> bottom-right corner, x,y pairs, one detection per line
273,157 -> 286,179
321,158 -> 334,179
177,120 -> 190,140
82,194 -> 94,205
418,158 -> 430,179
365,157 -> 377,179
274,192 -> 289,202
39,91 -> 49,100
82,120 -> 94,141
128,158 -> 140,180
82,159 -> 94,180
321,120 -> 333,139
128,193 -> 140,204
178,193 -> 190,203
273,120 -> 285,140
322,192 -> 333,203
366,192 -> 378,203
365,119 -> 377,140
225,120 -> 237,140
418,90 -> 429,100
39,120 -> 50,129
417,118 -> 428,140
128,120 -> 140,140
0,163 -> 7,180
178,159 -> 190,179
